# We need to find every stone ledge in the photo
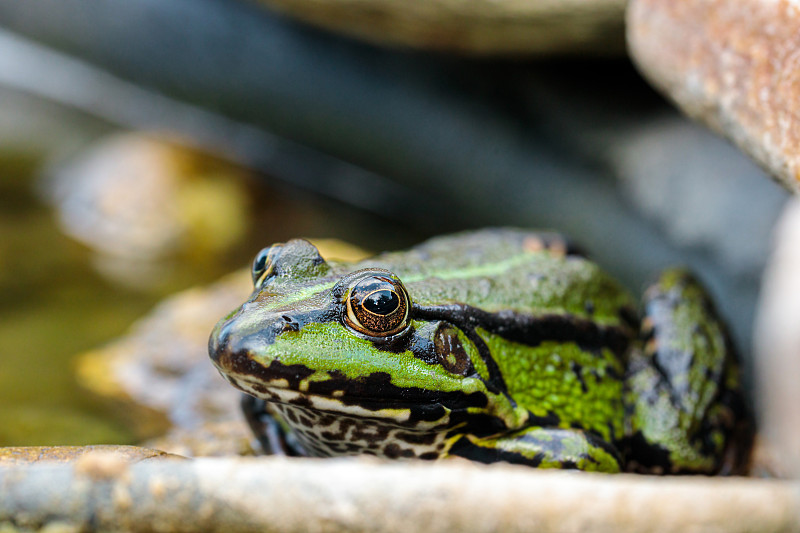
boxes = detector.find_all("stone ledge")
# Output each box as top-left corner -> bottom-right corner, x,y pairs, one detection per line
1,454 -> 798,532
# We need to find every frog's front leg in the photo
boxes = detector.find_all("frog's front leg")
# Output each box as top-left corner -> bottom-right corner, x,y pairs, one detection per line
623,269 -> 753,474
446,427 -> 623,472
240,394 -> 307,456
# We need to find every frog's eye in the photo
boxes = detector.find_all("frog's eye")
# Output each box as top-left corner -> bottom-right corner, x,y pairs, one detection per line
345,273 -> 411,337
252,245 -> 283,287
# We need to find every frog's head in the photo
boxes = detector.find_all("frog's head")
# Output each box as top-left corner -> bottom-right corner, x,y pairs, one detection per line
209,239 -> 526,434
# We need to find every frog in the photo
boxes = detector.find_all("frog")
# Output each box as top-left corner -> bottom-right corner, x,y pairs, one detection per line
209,228 -> 752,474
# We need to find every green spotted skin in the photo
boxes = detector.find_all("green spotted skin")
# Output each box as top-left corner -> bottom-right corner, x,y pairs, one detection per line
209,229 -> 752,474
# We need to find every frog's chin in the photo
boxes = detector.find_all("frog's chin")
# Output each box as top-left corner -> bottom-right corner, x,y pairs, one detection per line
226,374 -> 447,426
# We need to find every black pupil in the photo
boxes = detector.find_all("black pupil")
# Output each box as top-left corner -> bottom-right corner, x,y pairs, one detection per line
363,290 -> 399,316
252,250 -> 268,282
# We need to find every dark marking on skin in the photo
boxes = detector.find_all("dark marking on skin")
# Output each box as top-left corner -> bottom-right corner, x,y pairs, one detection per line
352,423 -> 391,443
448,436 -> 546,468
291,368 -> 489,414
240,395 -> 307,457
288,396 -> 313,408
383,443 -> 415,459
382,444 -> 400,458
463,327 -> 508,396
406,327 -> 438,364
602,362 -> 623,382
525,411 -> 562,430
621,431 -> 673,474
434,323 -> 474,376
222,348 -> 318,391
318,414 -> 337,427
247,382 -> 270,395
620,306 -> 641,333
446,412 -> 512,439
570,361 -> 589,394
320,430 -> 344,441
410,403 -> 447,424
587,431 -> 623,463
394,431 -> 438,445
283,408 -> 299,425
419,452 -> 439,460
412,303 -> 632,360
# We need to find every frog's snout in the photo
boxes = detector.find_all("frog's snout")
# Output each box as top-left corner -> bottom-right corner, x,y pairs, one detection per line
208,318 -> 237,371
208,323 -> 230,366
209,314 -> 288,374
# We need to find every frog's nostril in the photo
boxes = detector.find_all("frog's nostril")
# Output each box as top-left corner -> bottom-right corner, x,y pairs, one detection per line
280,315 -> 300,333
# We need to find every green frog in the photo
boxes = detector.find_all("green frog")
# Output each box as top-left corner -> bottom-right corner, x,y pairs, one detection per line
209,229 -> 752,473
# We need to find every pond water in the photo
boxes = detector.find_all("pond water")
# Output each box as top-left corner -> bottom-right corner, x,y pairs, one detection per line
0,138 -> 419,447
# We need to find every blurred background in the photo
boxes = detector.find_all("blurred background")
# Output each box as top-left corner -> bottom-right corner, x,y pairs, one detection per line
0,0 -> 790,447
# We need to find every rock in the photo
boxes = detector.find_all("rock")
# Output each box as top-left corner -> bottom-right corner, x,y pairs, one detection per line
255,0 -> 627,55
609,116 -> 788,279
627,0 -> 800,194
755,198 -> 800,478
75,240 -> 369,454
0,445 -> 180,465
1,457 -> 798,532
41,132 -> 252,289
75,270 -> 253,442
143,422 -> 256,458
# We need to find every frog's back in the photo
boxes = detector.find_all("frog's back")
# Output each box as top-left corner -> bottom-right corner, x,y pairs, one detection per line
362,228 -> 636,329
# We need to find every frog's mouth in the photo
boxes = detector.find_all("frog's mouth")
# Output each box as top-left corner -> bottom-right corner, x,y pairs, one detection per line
227,373 -> 444,426
218,358 -> 490,422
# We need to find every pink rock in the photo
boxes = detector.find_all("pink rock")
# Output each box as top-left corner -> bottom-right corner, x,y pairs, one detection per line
627,0 -> 800,193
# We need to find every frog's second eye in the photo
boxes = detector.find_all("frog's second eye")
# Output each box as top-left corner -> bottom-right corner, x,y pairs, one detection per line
252,245 -> 283,287
345,274 -> 411,337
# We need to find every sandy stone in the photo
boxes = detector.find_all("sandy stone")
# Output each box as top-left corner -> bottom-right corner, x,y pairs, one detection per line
627,0 -> 800,193
255,0 -> 627,55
